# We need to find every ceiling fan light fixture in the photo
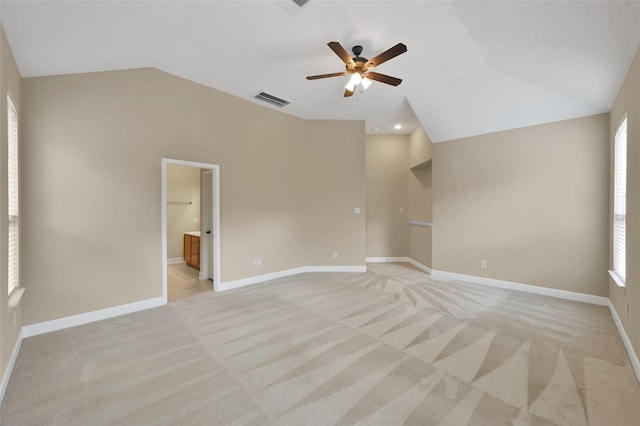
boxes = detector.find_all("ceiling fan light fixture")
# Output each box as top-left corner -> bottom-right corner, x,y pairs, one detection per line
307,42 -> 407,97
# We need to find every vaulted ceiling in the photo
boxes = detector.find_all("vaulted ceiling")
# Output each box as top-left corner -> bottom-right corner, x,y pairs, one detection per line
1,1 -> 639,142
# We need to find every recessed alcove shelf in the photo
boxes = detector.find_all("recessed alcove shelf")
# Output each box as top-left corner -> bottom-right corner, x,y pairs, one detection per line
408,220 -> 432,227
410,159 -> 432,170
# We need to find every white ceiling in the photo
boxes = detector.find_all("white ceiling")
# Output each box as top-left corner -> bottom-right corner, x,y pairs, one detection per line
1,1 -> 639,142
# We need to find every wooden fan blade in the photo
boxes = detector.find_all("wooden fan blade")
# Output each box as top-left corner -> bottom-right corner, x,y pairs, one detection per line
365,72 -> 403,86
306,72 -> 349,80
328,41 -> 356,67
344,88 -> 354,97
364,43 -> 407,69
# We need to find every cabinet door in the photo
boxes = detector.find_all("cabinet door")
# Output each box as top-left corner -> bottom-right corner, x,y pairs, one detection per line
183,234 -> 190,261
192,236 -> 200,269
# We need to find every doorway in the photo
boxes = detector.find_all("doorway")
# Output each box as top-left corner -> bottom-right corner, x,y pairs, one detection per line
162,159 -> 220,303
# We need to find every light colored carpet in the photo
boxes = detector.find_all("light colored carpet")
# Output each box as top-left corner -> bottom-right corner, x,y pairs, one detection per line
2,263 -> 639,425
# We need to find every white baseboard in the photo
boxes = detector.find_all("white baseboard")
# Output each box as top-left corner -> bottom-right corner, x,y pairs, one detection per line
0,328 -> 24,406
430,269 -> 609,306
608,300 -> 640,383
219,265 -> 367,292
366,257 -> 411,263
22,297 -> 165,338
429,269 -> 638,383
366,257 -> 433,275
167,258 -> 185,265
407,258 -> 432,274
1,296 -> 165,408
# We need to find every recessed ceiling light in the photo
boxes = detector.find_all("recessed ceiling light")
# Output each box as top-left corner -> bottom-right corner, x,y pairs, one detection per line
394,124 -> 402,130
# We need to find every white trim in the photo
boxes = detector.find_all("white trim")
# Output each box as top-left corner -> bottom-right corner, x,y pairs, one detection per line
2,296 -> 164,406
219,265 -> 366,291
0,329 -> 24,405
7,287 -> 25,309
366,257 -> 411,263
407,258 -> 432,274
365,257 -> 432,274
430,269 -> 609,306
609,269 -> 625,288
21,297 -> 164,338
161,161 -> 168,304
608,300 -> 640,383
167,258 -> 185,265
162,158 -> 221,299
408,221 -> 432,227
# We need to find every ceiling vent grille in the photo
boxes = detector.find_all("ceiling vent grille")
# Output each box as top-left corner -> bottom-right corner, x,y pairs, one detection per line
291,0 -> 310,7
254,92 -> 291,108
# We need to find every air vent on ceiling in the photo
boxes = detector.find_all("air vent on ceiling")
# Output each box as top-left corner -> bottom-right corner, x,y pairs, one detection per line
274,0 -> 309,16
254,92 -> 291,108
291,0 -> 310,7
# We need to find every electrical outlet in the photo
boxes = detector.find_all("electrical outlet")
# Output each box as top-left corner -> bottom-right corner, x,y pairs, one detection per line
194,217 -> 198,224
252,259 -> 262,267
416,249 -> 420,256
353,207 -> 361,215
480,260 -> 487,269
332,251 -> 338,259
399,207 -> 404,214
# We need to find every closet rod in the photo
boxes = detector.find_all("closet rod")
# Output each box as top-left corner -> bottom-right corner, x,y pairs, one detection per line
166,201 -> 192,205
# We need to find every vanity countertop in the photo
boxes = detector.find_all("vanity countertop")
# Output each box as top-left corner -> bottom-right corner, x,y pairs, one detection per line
184,231 -> 201,237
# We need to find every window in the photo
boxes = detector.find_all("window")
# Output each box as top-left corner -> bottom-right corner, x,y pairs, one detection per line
7,94 -> 19,296
612,117 -> 627,286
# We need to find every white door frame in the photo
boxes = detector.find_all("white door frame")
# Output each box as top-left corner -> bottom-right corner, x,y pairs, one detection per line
161,158 -> 221,304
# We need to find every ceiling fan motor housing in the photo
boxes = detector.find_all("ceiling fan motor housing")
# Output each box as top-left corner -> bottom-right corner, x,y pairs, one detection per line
348,45 -> 369,73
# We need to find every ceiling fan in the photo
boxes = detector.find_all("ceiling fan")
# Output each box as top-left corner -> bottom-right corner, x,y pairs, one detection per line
306,41 -> 407,97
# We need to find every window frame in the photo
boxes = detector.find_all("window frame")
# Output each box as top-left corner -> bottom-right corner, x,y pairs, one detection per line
610,115 -> 627,288
7,93 -> 20,299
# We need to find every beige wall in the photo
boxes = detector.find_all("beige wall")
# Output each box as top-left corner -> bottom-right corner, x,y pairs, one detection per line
365,127 -> 434,266
408,126 -> 433,222
433,113 -> 610,296
408,167 -> 431,224
408,165 -> 432,267
365,135 -> 409,258
0,25 -> 22,389
20,68 -> 366,325
305,121 -> 366,266
409,126 -> 432,169
166,165 -> 200,260
408,225 -> 432,268
408,126 -> 433,267
609,47 -> 640,358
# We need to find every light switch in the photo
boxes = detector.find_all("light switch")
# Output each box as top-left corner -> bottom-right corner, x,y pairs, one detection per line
399,207 -> 404,214
354,207 -> 361,214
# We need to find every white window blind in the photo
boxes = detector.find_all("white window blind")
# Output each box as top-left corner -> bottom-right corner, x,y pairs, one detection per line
7,94 -> 19,296
613,117 -> 627,283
